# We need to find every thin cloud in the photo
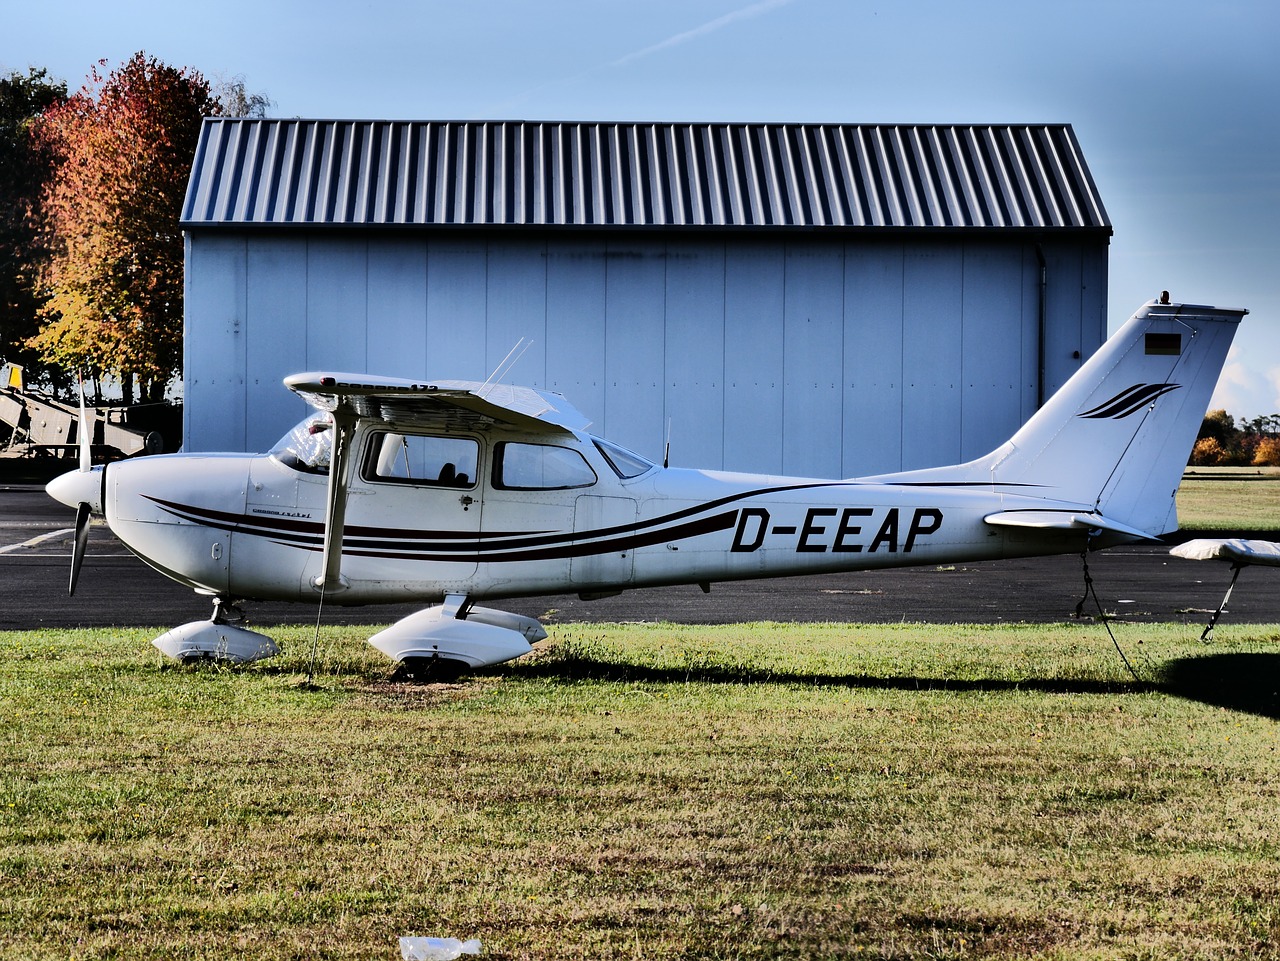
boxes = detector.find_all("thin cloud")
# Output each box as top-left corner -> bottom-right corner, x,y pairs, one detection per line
487,0 -> 801,116
611,0 -> 800,68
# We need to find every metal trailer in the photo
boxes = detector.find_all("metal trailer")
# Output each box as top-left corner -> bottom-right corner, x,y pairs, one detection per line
0,375 -> 173,461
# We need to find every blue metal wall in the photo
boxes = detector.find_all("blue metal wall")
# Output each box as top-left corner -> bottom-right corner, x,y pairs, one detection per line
183,232 -> 1106,476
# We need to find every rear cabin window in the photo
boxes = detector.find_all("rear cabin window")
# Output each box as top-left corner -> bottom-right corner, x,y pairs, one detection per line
493,442 -> 597,490
364,432 -> 478,488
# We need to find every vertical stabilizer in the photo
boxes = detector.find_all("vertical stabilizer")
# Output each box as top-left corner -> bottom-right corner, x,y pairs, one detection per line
998,300 -> 1242,534
875,299 -> 1245,538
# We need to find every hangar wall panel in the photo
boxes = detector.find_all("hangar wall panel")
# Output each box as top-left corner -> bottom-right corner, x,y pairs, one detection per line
545,243 -> 607,424
306,240 -> 368,373
723,245 -> 786,474
367,238 -> 427,379
184,235 -> 247,444
782,244 -> 844,478
486,241 -> 548,382
960,244 -> 1027,455
841,244 -> 904,476
603,241 -> 667,457
902,244 -> 964,469
664,241 -> 726,469
185,232 -> 1107,479
246,238 -> 309,442
425,238 -> 488,380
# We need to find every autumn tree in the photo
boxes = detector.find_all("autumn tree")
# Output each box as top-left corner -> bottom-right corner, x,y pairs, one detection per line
0,67 -> 66,388
1189,409 -> 1280,466
1197,409 -> 1236,448
1253,437 -> 1280,467
28,53 -> 221,403
1190,436 -> 1227,467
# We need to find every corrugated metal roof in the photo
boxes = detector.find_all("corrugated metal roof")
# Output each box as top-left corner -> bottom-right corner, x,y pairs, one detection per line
182,119 -> 1111,231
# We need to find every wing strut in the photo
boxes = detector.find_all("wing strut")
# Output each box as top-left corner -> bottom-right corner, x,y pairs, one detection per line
314,409 -> 356,593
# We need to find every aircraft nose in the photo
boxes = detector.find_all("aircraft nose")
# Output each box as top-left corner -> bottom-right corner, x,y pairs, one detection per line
46,466 -> 104,512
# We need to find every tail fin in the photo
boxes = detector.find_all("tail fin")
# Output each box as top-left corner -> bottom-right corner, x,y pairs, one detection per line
880,299 -> 1246,538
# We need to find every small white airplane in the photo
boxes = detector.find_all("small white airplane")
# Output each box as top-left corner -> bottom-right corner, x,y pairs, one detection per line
47,297 -> 1245,673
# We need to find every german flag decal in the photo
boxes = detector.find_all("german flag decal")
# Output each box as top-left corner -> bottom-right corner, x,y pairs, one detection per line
1145,332 -> 1182,355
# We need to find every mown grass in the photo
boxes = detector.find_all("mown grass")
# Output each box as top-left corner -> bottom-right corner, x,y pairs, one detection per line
3,622 -> 1280,959
1177,467 -> 1280,531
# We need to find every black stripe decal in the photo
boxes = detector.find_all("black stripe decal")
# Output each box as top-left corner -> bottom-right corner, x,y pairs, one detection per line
341,511 -> 740,563
144,483 -> 851,557
142,474 -> 1018,561
1078,383 -> 1180,419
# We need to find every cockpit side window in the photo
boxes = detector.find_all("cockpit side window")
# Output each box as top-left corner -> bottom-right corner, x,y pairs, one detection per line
493,442 -> 597,490
363,431 -> 479,488
269,412 -> 333,475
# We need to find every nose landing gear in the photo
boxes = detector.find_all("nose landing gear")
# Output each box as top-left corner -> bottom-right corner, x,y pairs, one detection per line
151,596 -> 280,664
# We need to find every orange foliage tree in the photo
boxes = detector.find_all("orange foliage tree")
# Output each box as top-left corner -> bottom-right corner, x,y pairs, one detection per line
1253,436 -> 1280,467
1189,437 -> 1227,467
29,53 -> 220,402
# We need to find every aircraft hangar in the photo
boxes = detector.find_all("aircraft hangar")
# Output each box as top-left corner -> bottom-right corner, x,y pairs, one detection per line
180,119 -> 1111,476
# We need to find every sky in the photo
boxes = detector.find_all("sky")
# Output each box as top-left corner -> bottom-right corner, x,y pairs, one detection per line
6,0 -> 1279,417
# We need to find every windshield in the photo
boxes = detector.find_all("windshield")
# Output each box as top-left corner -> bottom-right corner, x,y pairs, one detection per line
269,412 -> 333,474
593,437 -> 656,478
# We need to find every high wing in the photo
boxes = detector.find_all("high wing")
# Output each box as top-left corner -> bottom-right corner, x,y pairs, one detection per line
283,373 -> 592,434
282,373 -> 593,594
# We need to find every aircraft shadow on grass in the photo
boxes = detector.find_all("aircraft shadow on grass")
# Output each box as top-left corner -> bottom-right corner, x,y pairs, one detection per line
500,651 -> 1280,721
510,658 -> 1132,694
1155,652 -> 1280,720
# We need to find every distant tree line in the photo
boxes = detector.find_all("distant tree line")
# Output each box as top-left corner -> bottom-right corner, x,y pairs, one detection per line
1191,409 -> 1280,466
0,56 -> 268,404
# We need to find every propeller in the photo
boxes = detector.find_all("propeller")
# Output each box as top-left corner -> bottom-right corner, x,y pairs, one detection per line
77,373 -> 90,472
68,374 -> 93,595
41,374 -> 98,595
70,502 -> 91,594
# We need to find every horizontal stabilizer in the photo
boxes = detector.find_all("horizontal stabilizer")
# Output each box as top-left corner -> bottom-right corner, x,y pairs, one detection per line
1171,538 -> 1280,567
983,510 -> 1157,542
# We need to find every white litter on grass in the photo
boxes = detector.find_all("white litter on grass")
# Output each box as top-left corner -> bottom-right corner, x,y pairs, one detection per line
399,936 -> 481,960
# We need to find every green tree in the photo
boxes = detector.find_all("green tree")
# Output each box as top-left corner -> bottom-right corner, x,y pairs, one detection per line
28,53 -> 221,403
0,67 -> 67,389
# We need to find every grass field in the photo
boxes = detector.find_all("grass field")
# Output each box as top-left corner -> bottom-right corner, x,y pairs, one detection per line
1177,467 -> 1280,531
3,622 -> 1279,960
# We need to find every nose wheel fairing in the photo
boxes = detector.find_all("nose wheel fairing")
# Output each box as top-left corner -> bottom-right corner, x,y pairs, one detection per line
151,620 -> 281,664
150,596 -> 278,664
